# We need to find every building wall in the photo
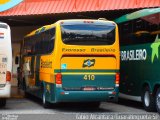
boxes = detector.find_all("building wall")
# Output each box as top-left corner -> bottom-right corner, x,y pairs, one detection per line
11,26 -> 39,86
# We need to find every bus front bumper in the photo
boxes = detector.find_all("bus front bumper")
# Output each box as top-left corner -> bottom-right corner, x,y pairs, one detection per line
0,82 -> 11,98
54,88 -> 119,103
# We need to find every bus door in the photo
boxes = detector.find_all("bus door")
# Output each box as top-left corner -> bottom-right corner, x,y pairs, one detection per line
30,56 -> 36,87
35,55 -> 41,88
30,55 -> 41,93
23,56 -> 35,89
60,56 -> 117,91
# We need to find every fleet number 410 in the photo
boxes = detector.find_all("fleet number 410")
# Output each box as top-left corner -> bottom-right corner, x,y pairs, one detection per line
83,75 -> 95,80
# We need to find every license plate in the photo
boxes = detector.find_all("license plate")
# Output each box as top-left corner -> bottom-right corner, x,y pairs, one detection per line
83,87 -> 96,91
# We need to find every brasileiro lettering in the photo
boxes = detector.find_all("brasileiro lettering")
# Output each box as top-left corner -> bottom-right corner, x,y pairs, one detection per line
121,49 -> 147,61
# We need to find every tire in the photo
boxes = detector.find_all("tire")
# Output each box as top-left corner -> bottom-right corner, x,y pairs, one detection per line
155,88 -> 160,114
84,102 -> 101,108
23,78 -> 26,91
25,91 -> 30,98
142,86 -> 156,112
0,99 -> 6,107
23,78 -> 30,98
42,91 -> 50,108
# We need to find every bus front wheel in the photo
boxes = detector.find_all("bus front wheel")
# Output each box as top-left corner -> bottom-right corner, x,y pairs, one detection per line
155,88 -> 160,114
142,86 -> 156,112
0,98 -> 6,107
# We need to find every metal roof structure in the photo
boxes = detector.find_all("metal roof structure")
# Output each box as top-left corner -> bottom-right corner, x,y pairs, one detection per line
0,0 -> 159,16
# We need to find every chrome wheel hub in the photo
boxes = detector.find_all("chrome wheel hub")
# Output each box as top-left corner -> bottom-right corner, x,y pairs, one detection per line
156,92 -> 160,109
144,91 -> 150,107
43,94 -> 45,104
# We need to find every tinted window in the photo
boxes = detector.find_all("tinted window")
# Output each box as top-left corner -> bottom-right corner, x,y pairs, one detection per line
0,24 -> 7,29
23,28 -> 55,55
23,37 -> 32,55
61,23 -> 115,45
119,13 -> 160,46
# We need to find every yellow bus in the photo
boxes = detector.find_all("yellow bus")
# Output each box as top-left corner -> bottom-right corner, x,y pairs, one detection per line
18,19 -> 120,108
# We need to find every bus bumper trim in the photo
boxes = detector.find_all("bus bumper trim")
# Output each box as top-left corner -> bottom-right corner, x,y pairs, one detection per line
0,82 -> 11,98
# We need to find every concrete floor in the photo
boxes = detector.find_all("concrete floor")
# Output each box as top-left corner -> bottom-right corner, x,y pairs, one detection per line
11,86 -> 24,99
0,87 -> 159,120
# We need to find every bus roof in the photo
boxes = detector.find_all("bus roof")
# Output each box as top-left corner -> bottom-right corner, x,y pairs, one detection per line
114,7 -> 160,24
25,19 -> 116,38
25,24 -> 55,37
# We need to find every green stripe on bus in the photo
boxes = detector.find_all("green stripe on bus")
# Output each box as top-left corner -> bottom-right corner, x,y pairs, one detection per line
54,69 -> 119,73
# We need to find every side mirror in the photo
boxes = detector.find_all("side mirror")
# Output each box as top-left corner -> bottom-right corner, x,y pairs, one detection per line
15,56 -> 19,65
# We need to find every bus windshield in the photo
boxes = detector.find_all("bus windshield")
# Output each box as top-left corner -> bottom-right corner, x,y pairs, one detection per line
61,23 -> 115,45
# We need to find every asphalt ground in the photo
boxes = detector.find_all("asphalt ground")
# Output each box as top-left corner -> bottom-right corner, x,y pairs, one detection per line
0,87 -> 159,120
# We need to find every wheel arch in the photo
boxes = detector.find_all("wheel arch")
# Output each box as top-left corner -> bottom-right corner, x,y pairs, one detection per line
141,82 -> 152,98
141,82 -> 156,112
142,82 -> 151,91
153,84 -> 160,97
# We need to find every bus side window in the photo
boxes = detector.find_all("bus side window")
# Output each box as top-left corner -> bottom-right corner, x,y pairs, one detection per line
130,19 -> 150,44
39,34 -> 43,54
31,36 -> 35,55
40,32 -> 45,54
35,34 -> 43,54
120,22 -> 132,46
22,27 -> 56,56
42,31 -> 49,54
42,28 -> 55,54
133,17 -> 159,44
134,19 -> 145,32
49,28 -> 55,51
23,37 -> 32,55
33,27 -> 55,55
34,35 -> 38,54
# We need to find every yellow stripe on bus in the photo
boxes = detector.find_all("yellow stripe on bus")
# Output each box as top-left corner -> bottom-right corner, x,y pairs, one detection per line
61,72 -> 116,75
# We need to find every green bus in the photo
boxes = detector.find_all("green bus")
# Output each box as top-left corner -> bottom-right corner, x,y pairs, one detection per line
115,8 -> 160,113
